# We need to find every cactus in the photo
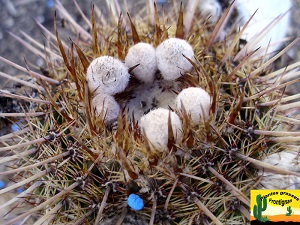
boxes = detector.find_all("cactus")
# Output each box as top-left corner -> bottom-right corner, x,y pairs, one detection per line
0,1 -> 300,224
254,195 -> 268,221
286,206 -> 292,216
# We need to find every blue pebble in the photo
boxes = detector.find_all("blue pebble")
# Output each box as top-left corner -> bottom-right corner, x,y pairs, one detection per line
16,187 -> 24,193
47,0 -> 54,8
11,123 -> 20,132
0,181 -> 5,189
127,194 -> 144,210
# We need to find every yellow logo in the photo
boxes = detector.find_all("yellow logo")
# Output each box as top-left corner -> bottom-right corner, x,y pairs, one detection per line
251,190 -> 300,223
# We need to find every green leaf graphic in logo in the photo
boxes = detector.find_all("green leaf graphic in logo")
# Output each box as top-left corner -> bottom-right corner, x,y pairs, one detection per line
286,206 -> 292,216
253,194 -> 269,222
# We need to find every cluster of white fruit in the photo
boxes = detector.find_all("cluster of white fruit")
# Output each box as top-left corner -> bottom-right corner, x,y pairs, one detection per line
86,38 -> 211,150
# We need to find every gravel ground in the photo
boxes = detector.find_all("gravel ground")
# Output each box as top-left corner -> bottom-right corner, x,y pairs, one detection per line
0,0 -> 99,78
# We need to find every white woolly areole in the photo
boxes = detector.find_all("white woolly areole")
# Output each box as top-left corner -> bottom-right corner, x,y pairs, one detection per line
125,43 -> 157,83
124,80 -> 179,120
156,38 -> 194,80
139,108 -> 182,150
86,56 -> 130,95
176,87 -> 211,123
92,94 -> 120,124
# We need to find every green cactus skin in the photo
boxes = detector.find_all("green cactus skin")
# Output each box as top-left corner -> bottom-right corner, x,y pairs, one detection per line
286,206 -> 292,216
253,194 -> 268,221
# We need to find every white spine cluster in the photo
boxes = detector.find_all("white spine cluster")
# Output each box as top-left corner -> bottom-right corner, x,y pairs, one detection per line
175,87 -> 211,123
86,56 -> 130,95
156,38 -> 194,80
125,43 -> 157,83
139,108 -> 182,150
92,94 -> 120,124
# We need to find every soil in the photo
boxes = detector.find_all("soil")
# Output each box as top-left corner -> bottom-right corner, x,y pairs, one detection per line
0,0 -> 100,78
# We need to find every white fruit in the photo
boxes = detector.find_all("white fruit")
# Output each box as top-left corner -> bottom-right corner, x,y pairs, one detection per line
92,94 -> 120,124
176,87 -> 211,123
139,108 -> 182,150
156,38 -> 194,80
86,56 -> 130,95
125,43 -> 157,83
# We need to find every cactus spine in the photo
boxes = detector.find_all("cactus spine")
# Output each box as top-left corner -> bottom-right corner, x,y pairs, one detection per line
254,194 -> 268,221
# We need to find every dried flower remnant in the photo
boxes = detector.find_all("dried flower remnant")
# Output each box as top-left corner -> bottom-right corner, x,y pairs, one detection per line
198,0 -> 222,24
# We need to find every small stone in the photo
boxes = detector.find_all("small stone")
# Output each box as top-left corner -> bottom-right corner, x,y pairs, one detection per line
258,151 -> 300,189
128,193 -> 144,210
0,181 -> 5,189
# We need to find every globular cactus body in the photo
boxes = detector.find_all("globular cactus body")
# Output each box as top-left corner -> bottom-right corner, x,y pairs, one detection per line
0,1 -> 299,225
